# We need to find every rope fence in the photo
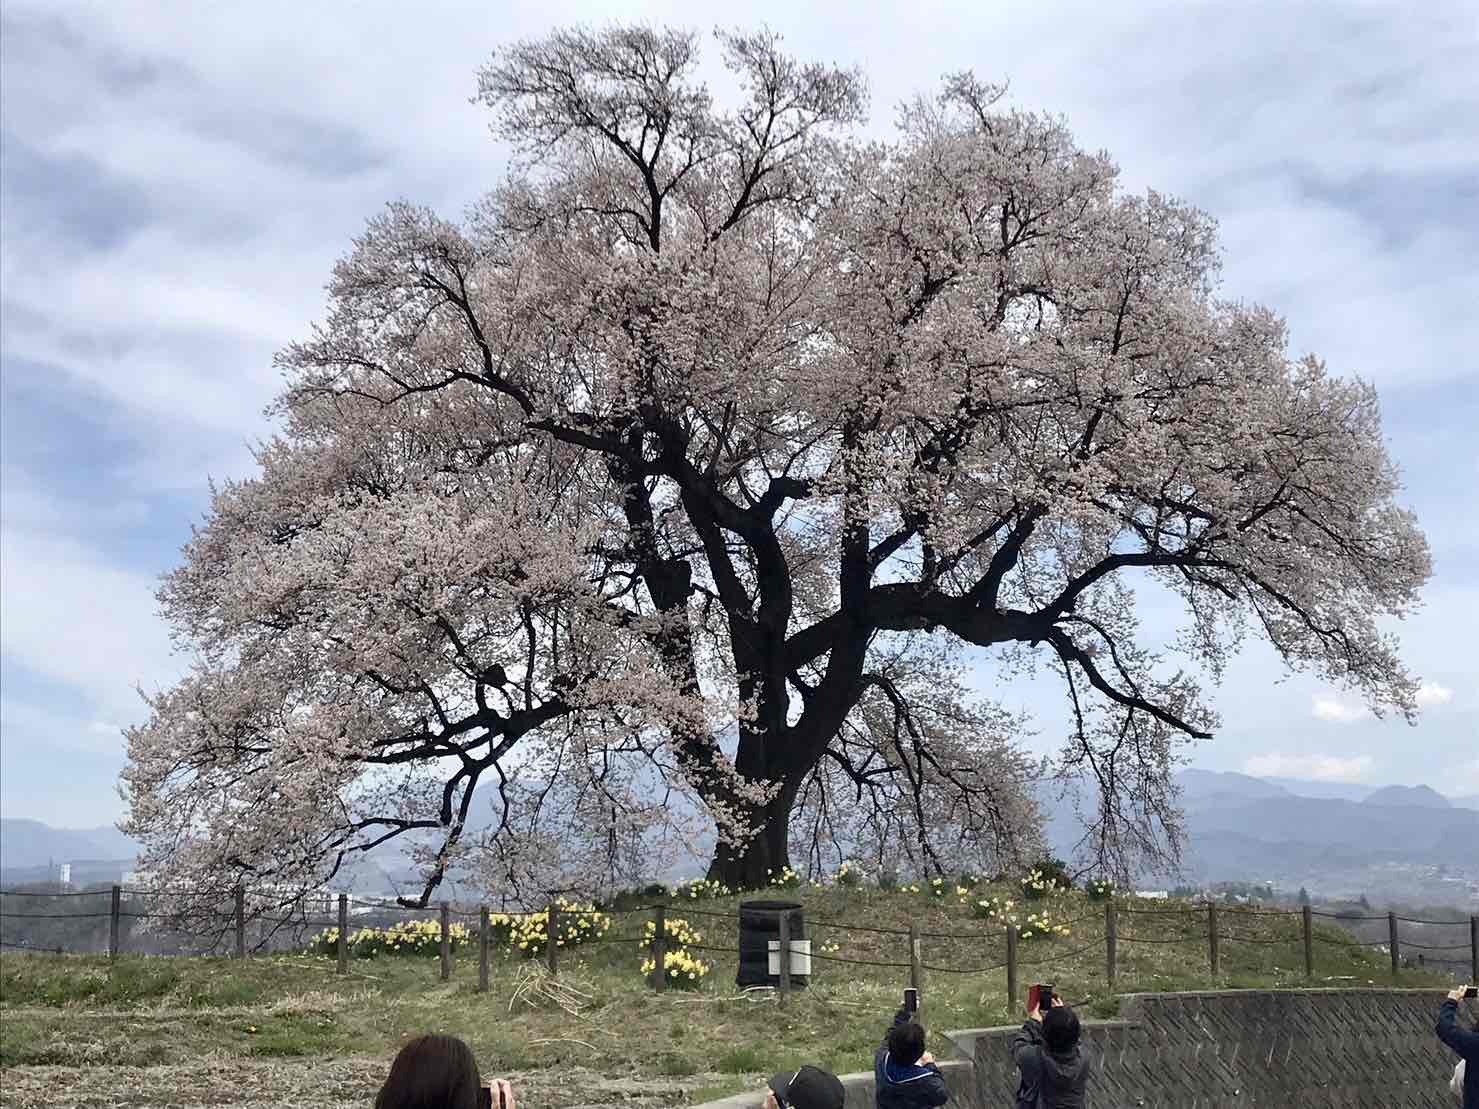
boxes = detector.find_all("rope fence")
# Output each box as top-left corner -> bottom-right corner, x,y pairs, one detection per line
4,883 -> 1475,1010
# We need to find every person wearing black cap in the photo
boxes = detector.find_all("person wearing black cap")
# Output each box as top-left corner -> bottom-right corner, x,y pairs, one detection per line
765,1065 -> 846,1109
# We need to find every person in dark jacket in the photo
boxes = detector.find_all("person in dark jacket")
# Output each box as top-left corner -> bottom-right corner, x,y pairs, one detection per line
764,1065 -> 845,1109
873,1006 -> 950,1109
1010,996 -> 1092,1109
1437,986 -> 1479,1108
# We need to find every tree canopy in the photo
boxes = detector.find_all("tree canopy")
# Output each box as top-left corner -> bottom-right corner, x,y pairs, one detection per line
124,26 -> 1429,906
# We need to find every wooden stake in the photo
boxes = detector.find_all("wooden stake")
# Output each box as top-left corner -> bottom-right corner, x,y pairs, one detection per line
336,893 -> 348,976
1388,912 -> 1399,979
1470,915 -> 1477,985
109,885 -> 121,960
1006,925 -> 1019,1014
234,885 -> 246,959
908,920 -> 922,994
651,904 -> 668,992
777,910 -> 792,1006
1208,902 -> 1220,976
439,902 -> 451,982
1301,905 -> 1313,980
478,906 -> 490,994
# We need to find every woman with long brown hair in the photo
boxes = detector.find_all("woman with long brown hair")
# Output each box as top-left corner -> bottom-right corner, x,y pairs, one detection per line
375,1034 -> 516,1109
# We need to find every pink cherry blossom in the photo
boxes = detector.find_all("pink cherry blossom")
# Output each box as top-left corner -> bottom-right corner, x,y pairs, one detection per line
125,26 -> 1428,905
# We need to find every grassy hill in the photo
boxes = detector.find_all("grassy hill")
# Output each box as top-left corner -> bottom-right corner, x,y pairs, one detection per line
0,880 -> 1455,1108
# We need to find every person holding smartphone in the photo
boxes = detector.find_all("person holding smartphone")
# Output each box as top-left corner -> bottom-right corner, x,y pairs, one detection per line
374,1034 -> 516,1109
1010,985 -> 1091,1109
872,989 -> 949,1109
1437,985 -> 1479,1108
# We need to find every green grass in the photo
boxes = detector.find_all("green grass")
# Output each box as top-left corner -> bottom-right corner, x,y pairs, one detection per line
0,882 -> 1455,1107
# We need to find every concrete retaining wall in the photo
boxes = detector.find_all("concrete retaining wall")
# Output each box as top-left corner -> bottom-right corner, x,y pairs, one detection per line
692,990 -> 1478,1108
968,989 -> 1478,1108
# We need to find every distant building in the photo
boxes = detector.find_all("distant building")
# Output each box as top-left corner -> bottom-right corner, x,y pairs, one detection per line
1134,890 -> 1169,900
58,863 -> 72,886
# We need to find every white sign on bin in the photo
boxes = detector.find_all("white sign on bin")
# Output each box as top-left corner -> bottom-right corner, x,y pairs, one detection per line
767,938 -> 812,976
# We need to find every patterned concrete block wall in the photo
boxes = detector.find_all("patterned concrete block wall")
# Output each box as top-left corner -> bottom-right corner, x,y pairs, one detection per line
969,989 -> 1479,1108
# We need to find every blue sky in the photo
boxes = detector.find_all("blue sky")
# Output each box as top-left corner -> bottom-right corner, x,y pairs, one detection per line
1,1 -> 1475,828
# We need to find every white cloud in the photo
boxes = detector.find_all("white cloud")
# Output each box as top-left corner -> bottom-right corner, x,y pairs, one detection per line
1243,752 -> 1374,783
1414,680 -> 1454,707
0,529 -> 181,740
1,0 -> 1476,820
1311,697 -> 1368,723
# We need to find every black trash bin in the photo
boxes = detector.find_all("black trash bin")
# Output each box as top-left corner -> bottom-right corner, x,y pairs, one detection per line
736,900 -> 809,989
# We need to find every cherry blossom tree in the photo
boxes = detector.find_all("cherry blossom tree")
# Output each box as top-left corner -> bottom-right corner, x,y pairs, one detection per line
125,26 -> 1429,902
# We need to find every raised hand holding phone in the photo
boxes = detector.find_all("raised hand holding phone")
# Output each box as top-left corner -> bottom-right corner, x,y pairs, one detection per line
1027,982 -> 1056,1019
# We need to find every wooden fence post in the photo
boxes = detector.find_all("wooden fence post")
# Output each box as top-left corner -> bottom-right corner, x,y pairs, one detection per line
1105,900 -> 1117,990
439,903 -> 451,982
234,885 -> 246,959
1301,905 -> 1313,980
109,884 -> 121,960
546,901 -> 560,977
908,920 -> 922,997
777,910 -> 792,1006
1471,915 -> 1478,985
478,907 -> 490,994
1207,902 -> 1220,977
336,894 -> 348,976
1467,916 -> 1479,987
1388,912 -> 1399,979
651,904 -> 668,992
1006,925 -> 1019,1014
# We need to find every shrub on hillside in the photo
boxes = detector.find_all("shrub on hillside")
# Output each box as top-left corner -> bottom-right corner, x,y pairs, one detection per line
834,861 -> 862,888
970,895 -> 1018,923
505,901 -> 611,958
307,919 -> 473,959
1019,909 -> 1072,941
673,878 -> 731,901
642,916 -> 703,950
1021,858 -> 1073,900
640,947 -> 711,990
768,866 -> 801,890
1086,878 -> 1114,902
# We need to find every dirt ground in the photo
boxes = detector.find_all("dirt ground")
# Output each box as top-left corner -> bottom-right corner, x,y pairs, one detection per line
0,1056 -> 711,1109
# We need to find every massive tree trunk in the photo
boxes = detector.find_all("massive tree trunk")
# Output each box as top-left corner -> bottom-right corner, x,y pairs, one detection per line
707,792 -> 795,891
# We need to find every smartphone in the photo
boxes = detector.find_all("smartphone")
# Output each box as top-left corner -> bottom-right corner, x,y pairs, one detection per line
1465,987 -> 1478,999
904,987 -> 919,1015
1029,983 -> 1055,1012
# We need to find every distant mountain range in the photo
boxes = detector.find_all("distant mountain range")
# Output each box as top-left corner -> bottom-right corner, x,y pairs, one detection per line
0,819 -> 139,870
5,770 -> 1477,906
1146,770 -> 1479,905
